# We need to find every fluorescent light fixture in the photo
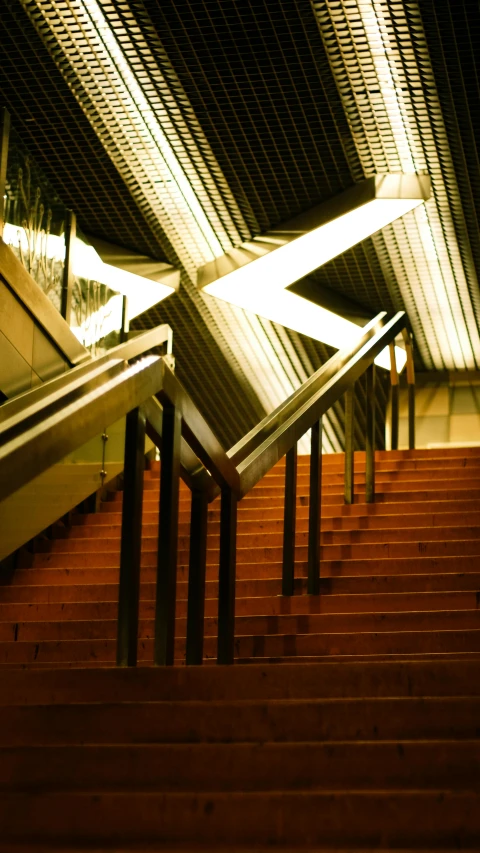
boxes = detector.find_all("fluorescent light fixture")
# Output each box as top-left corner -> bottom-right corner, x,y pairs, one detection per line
316,0 -> 480,371
198,174 -> 430,369
3,223 -> 178,344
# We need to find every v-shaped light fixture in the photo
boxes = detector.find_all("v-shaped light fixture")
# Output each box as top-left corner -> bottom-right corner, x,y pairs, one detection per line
198,174 -> 430,369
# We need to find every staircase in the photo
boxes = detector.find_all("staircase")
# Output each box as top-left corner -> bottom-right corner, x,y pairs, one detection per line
1,445 -> 480,847
2,446 -> 480,666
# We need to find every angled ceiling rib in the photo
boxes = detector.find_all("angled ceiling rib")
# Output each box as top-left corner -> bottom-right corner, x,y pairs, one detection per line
312,0 -> 480,371
17,0 -> 346,450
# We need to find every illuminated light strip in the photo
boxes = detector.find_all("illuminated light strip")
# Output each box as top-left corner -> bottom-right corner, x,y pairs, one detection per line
199,175 -> 429,370
21,0 -> 232,275
20,0 -> 409,441
355,1 -> 471,370
313,0 -> 480,371
21,0 -> 333,440
80,0 -> 223,263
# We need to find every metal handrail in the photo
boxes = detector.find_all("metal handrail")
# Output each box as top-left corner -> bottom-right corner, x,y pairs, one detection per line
0,306 -> 415,669
0,355 -> 237,505
235,312 -> 406,496
0,323 -> 173,425
228,312 -> 387,468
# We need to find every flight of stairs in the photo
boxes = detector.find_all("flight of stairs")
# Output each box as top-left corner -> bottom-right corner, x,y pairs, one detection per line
1,446 -> 480,848
1,660 -> 480,847
1,446 -> 480,666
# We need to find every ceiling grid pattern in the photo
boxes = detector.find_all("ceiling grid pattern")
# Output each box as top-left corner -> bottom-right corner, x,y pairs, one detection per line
1,0 -> 478,448
312,0 -> 480,371
5,0 -> 348,449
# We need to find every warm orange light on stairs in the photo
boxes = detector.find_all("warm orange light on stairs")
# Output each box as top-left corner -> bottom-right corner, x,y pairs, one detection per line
2,446 -> 480,847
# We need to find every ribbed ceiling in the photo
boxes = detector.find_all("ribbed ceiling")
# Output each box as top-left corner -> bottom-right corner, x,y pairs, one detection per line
0,0 -> 478,447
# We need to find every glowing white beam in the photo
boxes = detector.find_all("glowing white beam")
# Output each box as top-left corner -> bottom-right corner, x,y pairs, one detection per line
199,175 -> 428,370
316,0 -> 480,370
3,223 -> 176,343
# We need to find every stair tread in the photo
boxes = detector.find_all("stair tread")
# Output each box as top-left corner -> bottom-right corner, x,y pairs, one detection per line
4,445 -> 480,846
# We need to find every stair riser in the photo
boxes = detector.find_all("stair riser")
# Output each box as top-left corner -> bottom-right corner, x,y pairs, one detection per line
71,510 -> 480,538
1,660 -> 480,703
1,589 -> 477,622
123,482 -> 480,502
4,572 -> 480,602
97,498 -> 480,517
2,697 -> 480,745
3,629 -> 480,664
47,525 -> 480,552
3,741 -> 480,792
2,791 -> 480,845
3,608 -> 480,643
7,605 -> 480,644
11,556 -> 480,585
31,538 -> 480,567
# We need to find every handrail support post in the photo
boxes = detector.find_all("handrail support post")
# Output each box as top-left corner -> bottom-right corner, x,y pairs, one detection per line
365,364 -> 376,503
402,331 -> 416,450
154,401 -> 182,666
307,419 -> 322,595
217,487 -> 237,665
389,342 -> 399,451
116,405 -> 146,667
344,385 -> 355,505
282,444 -> 297,596
186,488 -> 209,665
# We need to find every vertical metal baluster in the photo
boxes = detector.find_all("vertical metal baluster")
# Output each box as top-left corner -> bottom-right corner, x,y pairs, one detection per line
154,402 -> 181,666
61,210 -> 76,326
120,295 -> 129,344
365,364 -> 376,503
389,342 -> 399,451
408,383 -> 415,450
403,332 -> 416,450
186,488 -> 209,665
0,108 -> 10,239
344,385 -> 355,505
282,444 -> 297,596
116,406 -> 146,667
217,487 -> 237,665
308,419 -> 322,595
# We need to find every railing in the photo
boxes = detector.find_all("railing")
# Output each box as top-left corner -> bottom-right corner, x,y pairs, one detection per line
0,310 -> 415,666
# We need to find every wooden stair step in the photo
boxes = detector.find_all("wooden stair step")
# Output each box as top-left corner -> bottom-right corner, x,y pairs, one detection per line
1,588 -> 478,622
1,661 -> 479,703
46,525 -> 480,552
1,695 -> 479,745
3,628 -> 480,664
3,740 -> 480,792
2,789 -> 480,846
10,555 -> 480,585
2,607 -> 480,644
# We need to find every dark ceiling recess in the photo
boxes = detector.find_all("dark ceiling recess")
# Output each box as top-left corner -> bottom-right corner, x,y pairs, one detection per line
141,0 -> 410,323
0,1 -> 171,261
1,0 -> 478,443
419,0 -> 480,319
0,1 -> 271,446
